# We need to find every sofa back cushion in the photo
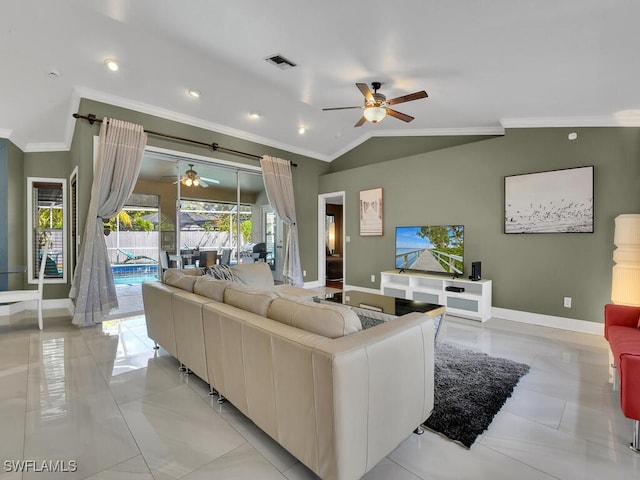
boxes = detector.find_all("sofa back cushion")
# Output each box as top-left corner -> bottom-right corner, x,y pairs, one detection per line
267,297 -> 362,338
194,276 -> 232,302
224,283 -> 279,317
163,269 -> 199,292
230,263 -> 275,289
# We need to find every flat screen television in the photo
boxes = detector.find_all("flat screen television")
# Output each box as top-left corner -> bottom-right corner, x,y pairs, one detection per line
395,225 -> 464,276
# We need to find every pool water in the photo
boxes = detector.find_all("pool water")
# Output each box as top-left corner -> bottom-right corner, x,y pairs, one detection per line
112,264 -> 159,285
113,274 -> 159,285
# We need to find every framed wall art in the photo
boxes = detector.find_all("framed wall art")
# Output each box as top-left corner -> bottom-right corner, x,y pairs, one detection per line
504,165 -> 594,234
359,187 -> 383,236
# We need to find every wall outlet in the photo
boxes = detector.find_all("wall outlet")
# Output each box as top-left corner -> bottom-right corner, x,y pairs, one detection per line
371,274 -> 376,282
303,270 -> 307,277
563,296 -> 572,308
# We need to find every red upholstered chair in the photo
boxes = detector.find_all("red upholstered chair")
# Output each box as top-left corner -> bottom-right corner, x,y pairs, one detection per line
604,303 -> 640,452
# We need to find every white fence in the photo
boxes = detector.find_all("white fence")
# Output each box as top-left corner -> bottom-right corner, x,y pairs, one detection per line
104,231 -> 235,264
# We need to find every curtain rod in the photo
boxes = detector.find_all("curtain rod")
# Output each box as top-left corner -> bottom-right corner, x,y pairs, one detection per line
72,113 -> 297,167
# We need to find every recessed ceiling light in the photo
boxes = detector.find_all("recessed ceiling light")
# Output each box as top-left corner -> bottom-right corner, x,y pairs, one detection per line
298,126 -> 306,135
249,112 -> 260,119
104,58 -> 119,72
188,89 -> 201,99
568,132 -> 578,140
47,69 -> 61,79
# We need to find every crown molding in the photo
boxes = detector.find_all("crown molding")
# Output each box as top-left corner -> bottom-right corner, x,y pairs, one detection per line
0,128 -> 26,151
72,87 -> 331,162
23,142 -> 69,153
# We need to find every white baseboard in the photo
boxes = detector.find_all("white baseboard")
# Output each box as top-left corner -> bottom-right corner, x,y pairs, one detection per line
342,284 -> 381,295
338,286 -> 604,336
492,307 -> 603,335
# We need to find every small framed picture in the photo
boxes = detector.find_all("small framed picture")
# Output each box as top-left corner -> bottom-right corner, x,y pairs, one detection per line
360,187 -> 383,236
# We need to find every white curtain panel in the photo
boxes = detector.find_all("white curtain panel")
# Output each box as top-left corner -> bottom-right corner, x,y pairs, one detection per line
260,155 -> 303,286
69,118 -> 147,326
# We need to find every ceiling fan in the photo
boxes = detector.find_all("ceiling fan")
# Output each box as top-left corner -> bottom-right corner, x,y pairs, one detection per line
171,164 -> 220,188
323,82 -> 428,127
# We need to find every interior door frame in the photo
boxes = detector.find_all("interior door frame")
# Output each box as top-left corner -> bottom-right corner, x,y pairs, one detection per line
317,191 -> 345,286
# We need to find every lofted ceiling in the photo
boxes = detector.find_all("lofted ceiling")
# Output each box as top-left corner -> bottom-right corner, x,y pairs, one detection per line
1,0 -> 639,162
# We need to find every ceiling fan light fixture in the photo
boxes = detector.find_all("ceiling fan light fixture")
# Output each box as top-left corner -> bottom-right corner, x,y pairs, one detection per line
104,58 -> 119,72
184,177 -> 193,187
363,105 -> 386,123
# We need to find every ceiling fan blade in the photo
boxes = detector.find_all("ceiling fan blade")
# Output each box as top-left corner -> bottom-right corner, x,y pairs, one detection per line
199,176 -> 220,184
354,116 -> 367,127
198,179 -> 209,188
386,108 -> 415,122
322,106 -> 362,111
356,83 -> 374,103
386,90 -> 428,106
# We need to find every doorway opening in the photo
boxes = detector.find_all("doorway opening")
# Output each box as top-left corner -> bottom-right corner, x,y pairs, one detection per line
318,192 -> 345,289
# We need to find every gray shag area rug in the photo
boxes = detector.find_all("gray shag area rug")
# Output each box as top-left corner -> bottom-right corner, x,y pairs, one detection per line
423,342 -> 530,448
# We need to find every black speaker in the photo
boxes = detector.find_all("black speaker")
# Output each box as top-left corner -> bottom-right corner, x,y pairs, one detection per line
469,261 -> 481,281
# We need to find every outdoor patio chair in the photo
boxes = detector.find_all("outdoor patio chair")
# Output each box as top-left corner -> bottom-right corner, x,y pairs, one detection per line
219,249 -> 232,266
199,250 -> 218,268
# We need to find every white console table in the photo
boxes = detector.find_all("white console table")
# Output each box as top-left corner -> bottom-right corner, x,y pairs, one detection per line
380,270 -> 492,322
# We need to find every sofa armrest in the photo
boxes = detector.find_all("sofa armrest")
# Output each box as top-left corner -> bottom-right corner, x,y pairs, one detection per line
604,304 -> 640,340
312,312 -> 435,479
619,352 -> 640,420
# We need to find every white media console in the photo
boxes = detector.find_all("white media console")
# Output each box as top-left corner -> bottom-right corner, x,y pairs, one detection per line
380,270 -> 492,322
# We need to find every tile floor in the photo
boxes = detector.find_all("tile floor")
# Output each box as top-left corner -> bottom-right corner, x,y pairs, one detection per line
0,310 -> 639,479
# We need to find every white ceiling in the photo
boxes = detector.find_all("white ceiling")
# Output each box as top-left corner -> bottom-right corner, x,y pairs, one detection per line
2,0 -> 639,161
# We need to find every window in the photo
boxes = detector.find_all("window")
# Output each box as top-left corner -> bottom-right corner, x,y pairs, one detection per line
27,177 -> 67,284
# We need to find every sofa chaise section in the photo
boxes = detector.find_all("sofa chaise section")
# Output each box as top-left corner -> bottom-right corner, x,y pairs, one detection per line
142,265 -> 437,480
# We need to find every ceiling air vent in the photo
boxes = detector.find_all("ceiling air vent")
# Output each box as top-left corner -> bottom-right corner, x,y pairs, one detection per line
265,54 -> 297,69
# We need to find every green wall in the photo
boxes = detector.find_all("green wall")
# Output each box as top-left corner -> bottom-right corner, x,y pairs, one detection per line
0,140 -> 25,290
6,97 -> 640,326
320,127 -> 640,323
329,135 -> 500,173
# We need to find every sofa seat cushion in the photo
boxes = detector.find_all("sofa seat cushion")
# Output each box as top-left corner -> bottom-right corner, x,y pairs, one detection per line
267,297 -> 362,338
163,269 -> 199,292
229,263 -> 275,289
224,283 -> 279,317
194,276 -> 233,302
608,325 -> 640,364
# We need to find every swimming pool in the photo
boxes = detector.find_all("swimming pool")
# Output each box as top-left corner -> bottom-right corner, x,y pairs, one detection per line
112,264 -> 159,285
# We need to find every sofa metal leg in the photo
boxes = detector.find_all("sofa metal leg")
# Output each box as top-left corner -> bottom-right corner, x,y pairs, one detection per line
631,420 -> 640,453
611,363 -> 619,391
153,342 -> 160,350
413,426 -> 424,435
208,387 -> 218,396
179,363 -> 186,372
217,393 -> 225,404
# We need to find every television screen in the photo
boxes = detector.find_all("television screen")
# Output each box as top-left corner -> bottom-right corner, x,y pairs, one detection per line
395,225 -> 464,275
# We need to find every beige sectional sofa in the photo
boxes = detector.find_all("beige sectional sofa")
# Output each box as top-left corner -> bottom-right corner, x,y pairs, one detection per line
142,263 -> 439,480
